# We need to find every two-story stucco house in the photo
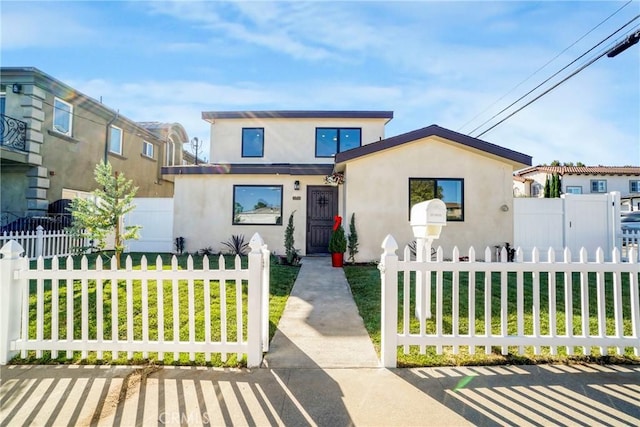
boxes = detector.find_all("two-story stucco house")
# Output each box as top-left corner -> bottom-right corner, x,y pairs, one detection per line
0,67 -> 189,228
164,111 -> 531,262
513,166 -> 640,211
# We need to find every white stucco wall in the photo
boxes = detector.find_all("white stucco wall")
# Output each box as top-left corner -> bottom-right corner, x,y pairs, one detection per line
173,174 -> 334,256
209,117 -> 388,164
340,136 -> 520,262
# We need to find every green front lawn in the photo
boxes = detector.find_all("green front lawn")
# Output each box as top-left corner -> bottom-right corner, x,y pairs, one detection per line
18,252 -> 299,367
344,265 -> 640,367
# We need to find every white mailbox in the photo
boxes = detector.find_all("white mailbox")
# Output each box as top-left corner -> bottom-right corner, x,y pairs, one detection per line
410,199 -> 447,240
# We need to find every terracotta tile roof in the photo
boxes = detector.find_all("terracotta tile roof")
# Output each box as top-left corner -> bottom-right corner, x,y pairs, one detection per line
515,166 -> 640,176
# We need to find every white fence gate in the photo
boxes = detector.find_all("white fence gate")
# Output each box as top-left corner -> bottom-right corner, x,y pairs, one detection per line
378,235 -> 639,368
0,233 -> 271,368
514,192 -> 621,261
125,198 -> 174,253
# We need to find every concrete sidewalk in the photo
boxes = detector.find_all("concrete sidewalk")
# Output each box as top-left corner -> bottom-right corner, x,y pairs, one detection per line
1,256 -> 639,426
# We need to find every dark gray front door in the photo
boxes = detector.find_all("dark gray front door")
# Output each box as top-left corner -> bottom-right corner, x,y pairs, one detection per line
306,186 -> 338,254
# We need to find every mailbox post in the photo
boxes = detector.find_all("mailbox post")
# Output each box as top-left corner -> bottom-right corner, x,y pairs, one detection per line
410,199 -> 447,319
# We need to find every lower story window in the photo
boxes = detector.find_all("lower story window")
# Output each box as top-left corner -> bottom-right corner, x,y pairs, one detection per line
591,179 -> 607,193
233,185 -> 283,225
409,178 -> 464,221
565,186 -> 582,194
630,180 -> 640,193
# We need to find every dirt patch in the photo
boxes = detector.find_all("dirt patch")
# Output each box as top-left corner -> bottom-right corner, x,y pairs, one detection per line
86,364 -> 162,425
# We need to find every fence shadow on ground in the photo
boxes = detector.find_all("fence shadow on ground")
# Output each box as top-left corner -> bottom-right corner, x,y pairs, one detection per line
0,338 -> 352,427
392,363 -> 640,426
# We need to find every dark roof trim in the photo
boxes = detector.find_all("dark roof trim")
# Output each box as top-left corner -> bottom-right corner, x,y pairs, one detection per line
162,163 -> 334,176
334,124 -> 532,166
202,110 -> 394,121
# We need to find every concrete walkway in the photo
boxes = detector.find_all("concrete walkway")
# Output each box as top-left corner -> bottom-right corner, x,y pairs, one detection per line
2,256 -> 640,426
263,257 -> 379,368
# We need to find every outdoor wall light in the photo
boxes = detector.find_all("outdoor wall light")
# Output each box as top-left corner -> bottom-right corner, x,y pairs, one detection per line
12,84 -> 21,94
294,180 -> 300,191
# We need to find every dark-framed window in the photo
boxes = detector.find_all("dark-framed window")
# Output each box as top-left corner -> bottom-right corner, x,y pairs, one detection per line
590,179 -> 607,193
233,185 -> 283,225
242,128 -> 264,157
409,178 -> 464,221
315,128 -> 361,157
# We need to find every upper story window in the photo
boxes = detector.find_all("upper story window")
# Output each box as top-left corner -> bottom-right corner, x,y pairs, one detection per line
53,97 -> 73,136
565,186 -> 582,194
630,180 -> 640,193
242,128 -> 264,157
409,178 -> 464,221
315,128 -> 361,157
142,141 -> 154,158
590,179 -> 607,193
165,140 -> 175,166
109,125 -> 123,155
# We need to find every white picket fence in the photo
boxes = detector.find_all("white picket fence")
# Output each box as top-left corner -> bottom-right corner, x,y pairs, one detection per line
0,233 -> 271,368
621,228 -> 640,261
0,226 -> 89,260
378,235 -> 640,368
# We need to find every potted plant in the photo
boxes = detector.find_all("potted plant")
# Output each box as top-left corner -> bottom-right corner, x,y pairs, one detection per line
328,215 -> 347,267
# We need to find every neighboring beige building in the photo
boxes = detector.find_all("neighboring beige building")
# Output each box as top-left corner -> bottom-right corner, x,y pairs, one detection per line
0,67 -> 188,228
513,166 -> 640,210
164,111 -> 531,261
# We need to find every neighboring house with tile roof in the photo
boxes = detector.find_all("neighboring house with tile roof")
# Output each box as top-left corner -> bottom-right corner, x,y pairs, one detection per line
163,111 -> 532,261
513,165 -> 640,210
0,67 -> 189,229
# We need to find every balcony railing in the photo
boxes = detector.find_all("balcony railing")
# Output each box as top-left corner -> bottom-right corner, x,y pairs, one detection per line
1,114 -> 27,152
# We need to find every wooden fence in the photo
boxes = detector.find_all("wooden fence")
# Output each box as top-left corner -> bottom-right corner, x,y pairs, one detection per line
379,235 -> 640,368
0,234 -> 270,368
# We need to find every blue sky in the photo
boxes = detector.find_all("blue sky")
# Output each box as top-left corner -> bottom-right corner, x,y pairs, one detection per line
2,0 -> 639,166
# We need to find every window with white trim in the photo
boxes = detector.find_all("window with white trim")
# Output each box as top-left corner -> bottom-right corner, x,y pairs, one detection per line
630,180 -> 640,193
142,141 -> 154,158
165,140 -> 175,166
53,97 -> 73,136
565,186 -> 582,194
109,125 -> 123,155
590,179 -> 607,193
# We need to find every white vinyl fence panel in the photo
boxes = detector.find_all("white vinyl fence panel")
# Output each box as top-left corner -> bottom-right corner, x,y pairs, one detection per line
514,192 -> 621,261
125,198 -> 174,253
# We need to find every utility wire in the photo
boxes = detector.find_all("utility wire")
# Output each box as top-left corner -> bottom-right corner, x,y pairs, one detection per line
471,15 -> 640,138
475,25 -> 640,138
457,0 -> 635,133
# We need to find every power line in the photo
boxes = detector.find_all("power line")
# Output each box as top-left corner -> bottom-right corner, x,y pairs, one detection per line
470,15 -> 640,138
457,0 -> 635,134
475,24 -> 640,138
